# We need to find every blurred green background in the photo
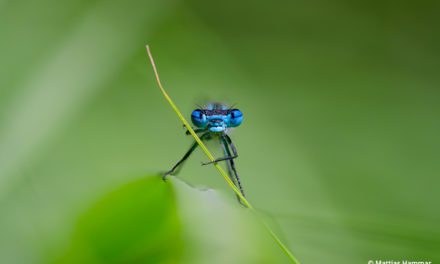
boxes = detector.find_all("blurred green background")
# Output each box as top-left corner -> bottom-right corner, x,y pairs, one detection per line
1,0 -> 439,263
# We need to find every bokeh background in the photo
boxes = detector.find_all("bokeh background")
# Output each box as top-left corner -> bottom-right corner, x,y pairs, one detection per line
1,0 -> 439,263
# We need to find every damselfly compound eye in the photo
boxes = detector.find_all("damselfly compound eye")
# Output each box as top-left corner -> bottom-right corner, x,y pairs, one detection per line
228,109 -> 243,127
191,109 -> 208,128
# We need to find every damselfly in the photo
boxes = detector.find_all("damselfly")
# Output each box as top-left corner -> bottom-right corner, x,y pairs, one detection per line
163,102 -> 245,201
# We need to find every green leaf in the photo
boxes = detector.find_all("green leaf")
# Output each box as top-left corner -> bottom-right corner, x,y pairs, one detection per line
55,176 -> 182,264
54,175 -> 286,263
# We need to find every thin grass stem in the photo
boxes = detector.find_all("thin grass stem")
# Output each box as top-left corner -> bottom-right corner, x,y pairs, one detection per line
146,45 -> 299,264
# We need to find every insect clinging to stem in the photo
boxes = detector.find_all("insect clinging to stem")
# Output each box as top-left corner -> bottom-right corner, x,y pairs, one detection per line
163,102 -> 246,202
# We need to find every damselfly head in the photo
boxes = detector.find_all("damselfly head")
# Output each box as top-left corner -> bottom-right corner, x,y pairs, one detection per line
191,103 -> 243,133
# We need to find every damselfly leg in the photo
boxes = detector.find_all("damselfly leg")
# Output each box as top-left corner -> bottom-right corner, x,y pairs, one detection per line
162,132 -> 209,180
220,135 -> 246,204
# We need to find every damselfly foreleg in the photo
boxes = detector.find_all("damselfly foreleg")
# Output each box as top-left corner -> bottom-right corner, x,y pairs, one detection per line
163,132 -> 209,180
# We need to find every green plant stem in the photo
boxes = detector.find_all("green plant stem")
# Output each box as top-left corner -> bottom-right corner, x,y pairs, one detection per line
146,45 -> 299,264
